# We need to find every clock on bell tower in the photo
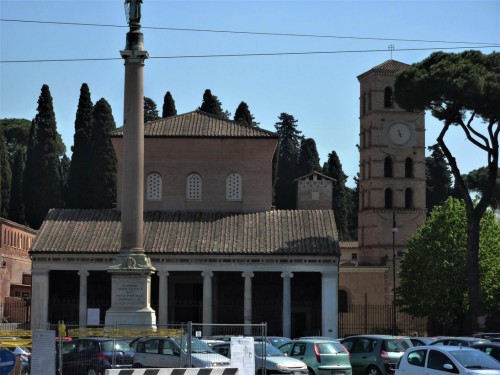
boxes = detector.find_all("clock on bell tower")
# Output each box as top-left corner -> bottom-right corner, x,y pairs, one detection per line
356,60 -> 427,266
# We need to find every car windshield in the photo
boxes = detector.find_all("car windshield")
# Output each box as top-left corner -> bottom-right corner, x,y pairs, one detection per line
101,340 -> 133,352
255,342 -> 284,357
383,339 -> 412,352
449,350 -> 500,370
172,338 -> 215,354
316,342 -> 346,354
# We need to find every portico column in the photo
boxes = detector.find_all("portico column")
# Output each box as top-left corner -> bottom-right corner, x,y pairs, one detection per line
281,271 -> 293,338
242,271 -> 254,335
78,270 -> 89,327
158,271 -> 169,326
321,271 -> 339,338
31,270 -> 49,330
202,271 -> 213,336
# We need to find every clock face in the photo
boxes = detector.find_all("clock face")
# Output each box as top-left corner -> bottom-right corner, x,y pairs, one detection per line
389,123 -> 412,145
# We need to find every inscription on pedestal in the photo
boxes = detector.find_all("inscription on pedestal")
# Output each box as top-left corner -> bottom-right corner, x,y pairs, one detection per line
113,279 -> 146,306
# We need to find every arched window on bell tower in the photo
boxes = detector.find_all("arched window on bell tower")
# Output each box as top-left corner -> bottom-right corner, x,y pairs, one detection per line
385,188 -> 393,209
384,86 -> 393,108
384,157 -> 393,178
405,188 -> 413,208
405,157 -> 413,178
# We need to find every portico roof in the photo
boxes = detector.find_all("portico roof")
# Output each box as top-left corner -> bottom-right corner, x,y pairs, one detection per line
31,209 -> 340,256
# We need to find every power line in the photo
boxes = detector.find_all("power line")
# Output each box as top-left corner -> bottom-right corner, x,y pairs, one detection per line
1,18 -> 498,45
1,45 -> 498,64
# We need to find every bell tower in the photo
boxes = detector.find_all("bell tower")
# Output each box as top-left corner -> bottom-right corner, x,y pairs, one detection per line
357,60 -> 427,270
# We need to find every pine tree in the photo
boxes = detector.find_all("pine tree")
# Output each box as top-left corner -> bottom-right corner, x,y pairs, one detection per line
274,113 -> 302,209
162,91 -> 177,118
234,101 -> 254,127
323,150 -> 350,240
66,83 -> 94,208
297,138 -> 321,177
26,84 -> 63,229
199,89 -> 226,118
8,147 -> 26,224
144,97 -> 160,123
88,98 -> 117,209
0,128 -> 11,217
426,144 -> 453,215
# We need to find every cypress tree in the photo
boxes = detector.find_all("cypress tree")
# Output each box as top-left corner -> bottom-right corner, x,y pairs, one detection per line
27,84 -> 63,229
323,150 -> 350,240
0,128 -> 11,218
66,83 -> 94,208
162,91 -> 177,118
144,97 -> 160,123
234,101 -> 254,127
297,138 -> 321,177
199,89 -> 225,118
88,98 -> 117,209
8,147 -> 26,224
274,113 -> 302,209
23,119 -> 36,227
426,144 -> 453,215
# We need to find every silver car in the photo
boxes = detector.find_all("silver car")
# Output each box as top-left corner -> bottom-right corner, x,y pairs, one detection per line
132,336 -> 231,368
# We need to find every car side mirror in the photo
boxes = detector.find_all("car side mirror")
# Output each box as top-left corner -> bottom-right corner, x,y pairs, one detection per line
174,348 -> 180,356
443,364 -> 454,371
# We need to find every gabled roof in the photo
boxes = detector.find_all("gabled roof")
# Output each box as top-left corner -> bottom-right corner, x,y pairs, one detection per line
111,110 -> 278,139
357,59 -> 410,80
294,171 -> 336,182
31,209 -> 340,256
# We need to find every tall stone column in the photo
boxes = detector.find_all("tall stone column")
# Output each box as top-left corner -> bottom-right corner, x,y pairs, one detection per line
105,2 -> 156,328
281,271 -> 293,338
158,271 -> 169,326
202,271 -> 213,336
31,270 -> 49,330
78,270 -> 89,327
321,271 -> 339,338
242,271 -> 254,335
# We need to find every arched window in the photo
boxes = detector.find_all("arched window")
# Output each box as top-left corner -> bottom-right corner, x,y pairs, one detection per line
186,173 -> 202,200
146,172 -> 162,200
339,290 -> 348,313
226,173 -> 242,201
405,188 -> 413,209
384,157 -> 393,178
405,157 -> 413,178
362,91 -> 366,114
385,188 -> 393,209
384,86 -> 393,108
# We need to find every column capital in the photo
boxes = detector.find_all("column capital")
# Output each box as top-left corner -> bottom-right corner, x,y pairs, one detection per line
201,271 -> 213,278
78,270 -> 89,277
158,271 -> 170,277
242,271 -> 254,278
281,271 -> 294,279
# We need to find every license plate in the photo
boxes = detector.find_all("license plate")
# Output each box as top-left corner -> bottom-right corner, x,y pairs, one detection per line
293,372 -> 303,375
332,372 -> 345,375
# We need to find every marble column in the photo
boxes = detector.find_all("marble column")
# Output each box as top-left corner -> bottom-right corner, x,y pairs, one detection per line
281,271 -> 293,338
242,271 -> 254,335
31,270 -> 49,330
158,271 -> 169,326
78,270 -> 89,327
202,271 -> 213,336
321,271 -> 339,338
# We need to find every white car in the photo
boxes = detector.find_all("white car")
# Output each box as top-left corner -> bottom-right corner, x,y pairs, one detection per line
395,345 -> 500,375
132,336 -> 231,368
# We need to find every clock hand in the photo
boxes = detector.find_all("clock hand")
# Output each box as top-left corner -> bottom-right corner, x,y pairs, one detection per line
398,129 -> 402,137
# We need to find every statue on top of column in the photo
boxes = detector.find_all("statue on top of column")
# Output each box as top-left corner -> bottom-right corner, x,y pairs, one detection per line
125,0 -> 143,25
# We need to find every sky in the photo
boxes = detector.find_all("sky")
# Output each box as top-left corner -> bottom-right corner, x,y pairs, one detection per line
1,0 -> 499,188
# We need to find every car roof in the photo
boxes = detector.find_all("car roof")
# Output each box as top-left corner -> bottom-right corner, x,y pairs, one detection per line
292,338 -> 341,343
343,335 -> 409,339
408,345 -> 479,352
471,342 -> 500,347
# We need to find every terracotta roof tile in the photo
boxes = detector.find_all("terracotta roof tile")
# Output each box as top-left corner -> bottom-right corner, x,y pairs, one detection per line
357,59 -> 410,80
31,209 -> 340,256
111,110 -> 278,139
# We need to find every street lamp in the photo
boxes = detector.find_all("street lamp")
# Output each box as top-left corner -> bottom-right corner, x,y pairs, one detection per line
392,210 -> 399,336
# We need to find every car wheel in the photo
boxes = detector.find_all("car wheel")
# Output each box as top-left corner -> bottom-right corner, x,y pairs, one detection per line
308,368 -> 315,375
366,366 -> 382,375
86,368 -> 98,375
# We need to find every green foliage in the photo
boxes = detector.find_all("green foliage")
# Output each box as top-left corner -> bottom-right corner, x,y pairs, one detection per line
0,128 -> 12,217
8,147 -> 26,224
234,101 -> 255,127
398,197 -> 500,329
426,144 -> 453,214
144,97 -> 160,123
198,89 -> 227,119
0,118 -> 30,159
463,167 -> 500,209
66,83 -> 94,209
162,91 -> 177,118
88,98 -> 117,209
297,138 -> 321,177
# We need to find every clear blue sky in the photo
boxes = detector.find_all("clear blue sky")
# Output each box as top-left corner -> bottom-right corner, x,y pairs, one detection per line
1,0 -> 499,188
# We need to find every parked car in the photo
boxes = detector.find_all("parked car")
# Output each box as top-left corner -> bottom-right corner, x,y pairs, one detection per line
471,342 -> 500,362
132,336 -> 230,368
279,338 -> 352,375
60,337 -> 134,375
410,337 -> 437,347
212,340 -> 308,375
340,335 -> 413,375
430,337 -> 491,347
268,337 -> 292,348
395,345 -> 500,374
